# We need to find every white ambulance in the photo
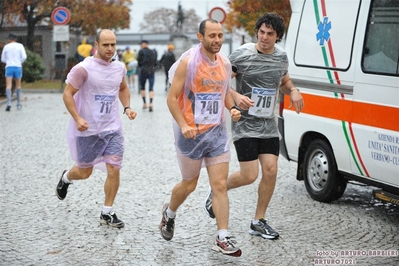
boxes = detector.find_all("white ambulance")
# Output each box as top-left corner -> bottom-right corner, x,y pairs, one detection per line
279,0 -> 399,205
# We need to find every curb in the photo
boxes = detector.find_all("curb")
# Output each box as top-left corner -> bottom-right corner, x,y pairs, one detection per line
0,89 -> 62,106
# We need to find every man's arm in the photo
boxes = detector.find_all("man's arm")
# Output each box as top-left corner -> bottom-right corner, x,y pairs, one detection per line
63,83 -> 89,132
279,74 -> 304,114
225,91 -> 241,122
21,46 -> 27,63
229,71 -> 254,110
166,57 -> 197,139
118,77 -> 137,120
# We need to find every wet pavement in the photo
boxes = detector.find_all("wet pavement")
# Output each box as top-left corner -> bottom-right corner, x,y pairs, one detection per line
1,72 -> 398,266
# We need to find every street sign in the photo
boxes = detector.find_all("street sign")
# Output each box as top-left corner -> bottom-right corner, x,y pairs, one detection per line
51,7 -> 71,25
53,25 -> 69,42
209,7 -> 226,24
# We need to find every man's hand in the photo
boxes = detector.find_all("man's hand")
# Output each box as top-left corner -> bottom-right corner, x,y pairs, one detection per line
181,125 -> 197,140
230,108 -> 241,122
235,94 -> 254,110
289,90 -> 304,114
75,117 -> 89,132
125,109 -> 137,120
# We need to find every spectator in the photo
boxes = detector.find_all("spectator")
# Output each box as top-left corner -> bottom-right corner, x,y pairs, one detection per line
160,44 -> 176,91
137,40 -> 157,111
1,33 -> 27,111
122,46 -> 137,89
76,37 -> 93,62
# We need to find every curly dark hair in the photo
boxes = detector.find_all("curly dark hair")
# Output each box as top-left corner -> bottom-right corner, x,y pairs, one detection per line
254,13 -> 285,43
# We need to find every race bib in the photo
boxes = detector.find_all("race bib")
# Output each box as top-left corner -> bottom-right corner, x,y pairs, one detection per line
194,93 -> 222,124
94,94 -> 116,121
248,87 -> 277,118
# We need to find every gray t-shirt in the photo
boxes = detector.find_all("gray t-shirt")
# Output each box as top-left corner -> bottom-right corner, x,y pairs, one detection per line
228,43 -> 288,142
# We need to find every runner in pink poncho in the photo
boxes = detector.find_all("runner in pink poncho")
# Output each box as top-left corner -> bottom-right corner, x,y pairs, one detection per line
158,19 -> 243,257
56,29 -> 137,228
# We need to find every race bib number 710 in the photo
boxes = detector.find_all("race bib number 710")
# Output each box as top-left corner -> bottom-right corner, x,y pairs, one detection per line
248,87 -> 277,118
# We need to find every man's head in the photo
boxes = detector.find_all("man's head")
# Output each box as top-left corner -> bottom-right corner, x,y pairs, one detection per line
95,29 -> 117,62
254,13 -> 285,54
168,44 -> 175,51
8,33 -> 18,42
254,13 -> 285,43
140,40 -> 149,48
197,19 -> 223,55
125,46 -> 130,51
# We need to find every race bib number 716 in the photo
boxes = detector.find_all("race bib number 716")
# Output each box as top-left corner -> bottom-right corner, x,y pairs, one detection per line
248,87 -> 277,118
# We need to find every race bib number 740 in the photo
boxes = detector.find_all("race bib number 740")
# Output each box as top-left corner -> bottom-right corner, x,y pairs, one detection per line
248,87 -> 277,118
194,93 -> 222,124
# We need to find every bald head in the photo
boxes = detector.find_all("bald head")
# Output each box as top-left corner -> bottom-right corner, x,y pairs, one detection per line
95,29 -> 117,62
96,29 -> 116,43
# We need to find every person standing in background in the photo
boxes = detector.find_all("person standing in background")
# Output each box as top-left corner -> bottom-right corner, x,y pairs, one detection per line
76,37 -> 93,62
160,44 -> 176,91
137,40 -> 157,111
1,33 -> 27,112
122,46 -> 136,90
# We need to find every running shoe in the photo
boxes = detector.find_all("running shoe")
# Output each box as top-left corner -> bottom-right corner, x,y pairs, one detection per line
249,218 -> 279,239
5,106 -> 11,111
56,169 -> 70,200
204,188 -> 215,219
212,236 -> 242,257
100,211 -> 125,228
159,203 -> 175,241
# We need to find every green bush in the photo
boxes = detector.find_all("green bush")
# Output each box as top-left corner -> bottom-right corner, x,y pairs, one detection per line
23,48 -> 46,83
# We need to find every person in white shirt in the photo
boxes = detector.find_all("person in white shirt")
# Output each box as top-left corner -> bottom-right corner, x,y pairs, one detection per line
1,33 -> 27,111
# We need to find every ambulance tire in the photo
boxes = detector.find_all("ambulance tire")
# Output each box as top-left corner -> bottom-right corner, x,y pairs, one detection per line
303,139 -> 347,203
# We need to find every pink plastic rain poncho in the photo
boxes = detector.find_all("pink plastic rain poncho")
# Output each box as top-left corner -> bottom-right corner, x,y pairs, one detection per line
168,44 -> 233,179
65,57 -> 127,170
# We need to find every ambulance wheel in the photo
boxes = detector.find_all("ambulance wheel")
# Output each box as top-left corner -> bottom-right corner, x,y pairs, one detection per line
303,139 -> 347,202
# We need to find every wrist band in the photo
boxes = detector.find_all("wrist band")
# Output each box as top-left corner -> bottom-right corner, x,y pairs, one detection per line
230,105 -> 240,111
123,106 -> 131,114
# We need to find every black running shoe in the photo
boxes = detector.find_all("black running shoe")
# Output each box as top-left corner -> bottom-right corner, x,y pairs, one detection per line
204,188 -> 215,219
212,236 -> 242,257
159,203 -> 175,241
249,218 -> 279,239
56,169 -> 70,200
100,211 -> 125,228
5,106 -> 11,112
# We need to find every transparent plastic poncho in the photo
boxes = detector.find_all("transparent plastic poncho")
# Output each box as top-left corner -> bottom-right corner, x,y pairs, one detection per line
228,43 -> 288,142
168,44 -> 232,175
65,57 -> 127,169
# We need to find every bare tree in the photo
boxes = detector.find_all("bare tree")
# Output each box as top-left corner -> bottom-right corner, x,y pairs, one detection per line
140,7 -> 200,33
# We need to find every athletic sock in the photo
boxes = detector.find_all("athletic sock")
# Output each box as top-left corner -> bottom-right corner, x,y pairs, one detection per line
102,206 -> 112,214
62,171 -> 71,183
6,88 -> 11,106
16,88 -> 21,104
166,207 -> 176,218
218,229 -> 229,240
142,97 -> 146,104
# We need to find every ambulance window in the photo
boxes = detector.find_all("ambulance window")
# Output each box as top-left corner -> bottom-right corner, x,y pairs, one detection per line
362,0 -> 399,76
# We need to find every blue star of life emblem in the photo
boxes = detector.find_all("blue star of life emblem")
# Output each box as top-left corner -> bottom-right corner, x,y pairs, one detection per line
316,17 -> 331,45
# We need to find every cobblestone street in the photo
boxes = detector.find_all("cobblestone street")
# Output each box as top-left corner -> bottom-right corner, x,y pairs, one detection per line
1,72 -> 398,265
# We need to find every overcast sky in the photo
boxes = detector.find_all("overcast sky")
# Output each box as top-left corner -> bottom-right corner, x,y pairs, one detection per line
118,0 -> 229,33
